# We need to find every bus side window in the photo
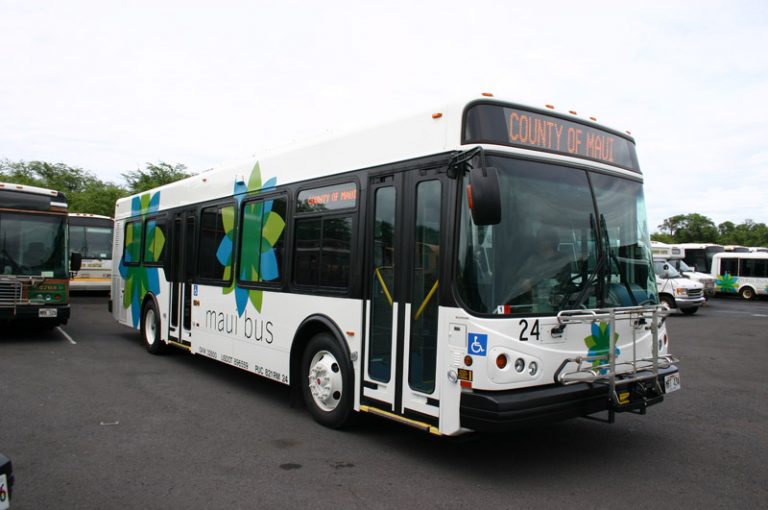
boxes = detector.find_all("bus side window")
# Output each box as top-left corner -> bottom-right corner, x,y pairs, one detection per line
293,215 -> 353,290
124,220 -> 143,265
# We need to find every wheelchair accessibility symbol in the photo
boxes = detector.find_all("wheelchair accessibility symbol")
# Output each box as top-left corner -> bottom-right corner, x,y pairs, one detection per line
468,333 -> 488,356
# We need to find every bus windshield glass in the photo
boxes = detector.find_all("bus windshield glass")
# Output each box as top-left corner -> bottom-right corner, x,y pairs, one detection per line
0,212 -> 68,278
456,156 -> 657,316
70,224 -> 113,259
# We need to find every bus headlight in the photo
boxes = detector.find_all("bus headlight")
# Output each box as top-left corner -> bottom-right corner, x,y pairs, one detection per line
528,362 -> 538,376
514,358 -> 525,373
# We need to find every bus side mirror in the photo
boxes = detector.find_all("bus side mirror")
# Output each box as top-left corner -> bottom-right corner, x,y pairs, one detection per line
468,166 -> 501,226
70,252 -> 82,272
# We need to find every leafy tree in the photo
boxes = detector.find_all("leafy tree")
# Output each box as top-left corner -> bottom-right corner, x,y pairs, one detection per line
650,232 -> 675,243
657,213 -> 718,243
1,158 -> 128,217
122,162 -> 192,194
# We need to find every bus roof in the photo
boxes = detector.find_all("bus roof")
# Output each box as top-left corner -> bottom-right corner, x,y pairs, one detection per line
0,181 -> 68,210
69,213 -> 113,220
114,96 -> 640,220
712,252 -> 768,260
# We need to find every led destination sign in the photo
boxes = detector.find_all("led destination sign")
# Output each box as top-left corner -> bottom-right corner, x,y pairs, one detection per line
464,103 -> 639,172
297,182 -> 358,212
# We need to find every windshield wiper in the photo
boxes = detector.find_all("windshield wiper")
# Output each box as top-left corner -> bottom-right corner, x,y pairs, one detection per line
558,214 -> 605,310
599,214 -> 638,307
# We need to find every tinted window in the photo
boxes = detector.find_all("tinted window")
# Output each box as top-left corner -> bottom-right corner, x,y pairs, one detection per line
720,258 -> 739,276
124,220 -> 142,265
294,216 -> 352,289
198,205 -> 235,282
144,219 -> 167,265
239,198 -> 287,284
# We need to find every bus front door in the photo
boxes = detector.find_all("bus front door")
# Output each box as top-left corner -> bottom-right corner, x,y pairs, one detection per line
363,167 -> 445,427
169,213 -> 195,346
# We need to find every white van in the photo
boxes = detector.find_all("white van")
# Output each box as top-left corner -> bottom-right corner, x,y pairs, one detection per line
653,259 -> 706,315
652,241 -> 716,296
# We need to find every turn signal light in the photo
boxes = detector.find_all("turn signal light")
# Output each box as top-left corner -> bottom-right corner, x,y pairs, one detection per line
464,355 -> 473,366
496,354 -> 507,369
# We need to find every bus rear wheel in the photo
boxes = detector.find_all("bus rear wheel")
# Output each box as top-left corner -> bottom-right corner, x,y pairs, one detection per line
739,287 -> 755,300
141,300 -> 166,354
301,333 -> 353,428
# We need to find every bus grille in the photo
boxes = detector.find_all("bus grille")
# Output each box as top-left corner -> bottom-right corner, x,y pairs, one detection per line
687,288 -> 703,299
0,280 -> 23,307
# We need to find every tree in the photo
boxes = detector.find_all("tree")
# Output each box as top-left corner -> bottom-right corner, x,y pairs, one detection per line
1,158 -> 129,217
657,213 -> 718,243
122,162 -> 191,194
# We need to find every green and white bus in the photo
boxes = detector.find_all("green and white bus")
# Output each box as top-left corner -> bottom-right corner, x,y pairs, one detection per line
712,251 -> 768,300
111,96 -> 678,435
0,182 -> 81,327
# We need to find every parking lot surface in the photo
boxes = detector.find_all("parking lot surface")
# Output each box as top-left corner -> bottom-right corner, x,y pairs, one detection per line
1,295 -> 766,509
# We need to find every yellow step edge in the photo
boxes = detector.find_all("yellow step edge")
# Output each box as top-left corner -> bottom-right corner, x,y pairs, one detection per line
360,405 -> 440,435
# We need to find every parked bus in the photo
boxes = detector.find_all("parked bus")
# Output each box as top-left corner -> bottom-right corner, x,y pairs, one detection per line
674,243 -> 724,274
0,182 -> 81,327
111,96 -> 679,435
651,241 -> 715,296
69,213 -> 113,291
711,251 -> 768,300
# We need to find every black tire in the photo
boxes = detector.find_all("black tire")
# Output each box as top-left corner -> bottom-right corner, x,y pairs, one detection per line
660,295 -> 675,310
739,287 -> 755,301
681,307 -> 698,315
301,332 -> 353,429
141,299 -> 166,354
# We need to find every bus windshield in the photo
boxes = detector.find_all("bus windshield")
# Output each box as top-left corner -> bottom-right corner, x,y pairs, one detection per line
70,224 -> 113,259
456,155 -> 657,315
0,212 -> 68,278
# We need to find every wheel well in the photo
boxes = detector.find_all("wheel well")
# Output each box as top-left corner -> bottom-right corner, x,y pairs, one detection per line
290,315 -> 350,390
659,293 -> 676,307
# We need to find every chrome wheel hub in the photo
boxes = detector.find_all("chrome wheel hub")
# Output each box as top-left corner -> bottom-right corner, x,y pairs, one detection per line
307,350 -> 342,412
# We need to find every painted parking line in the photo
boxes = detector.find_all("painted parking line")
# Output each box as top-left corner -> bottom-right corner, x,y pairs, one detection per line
56,326 -> 77,345
753,314 -> 768,318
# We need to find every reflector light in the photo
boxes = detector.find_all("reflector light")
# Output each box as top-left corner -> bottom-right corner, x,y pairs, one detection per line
464,355 -> 473,366
589,116 -> 597,121
569,110 -> 578,115
466,185 -> 474,210
481,92 -> 494,97
432,112 -> 443,119
495,354 -> 507,369
545,104 -> 555,109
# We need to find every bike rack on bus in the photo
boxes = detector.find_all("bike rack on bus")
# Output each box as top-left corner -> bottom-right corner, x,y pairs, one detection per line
553,305 -> 679,416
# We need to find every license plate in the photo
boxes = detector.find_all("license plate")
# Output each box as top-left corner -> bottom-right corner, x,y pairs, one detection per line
664,373 -> 681,393
39,308 -> 57,318
0,472 -> 9,510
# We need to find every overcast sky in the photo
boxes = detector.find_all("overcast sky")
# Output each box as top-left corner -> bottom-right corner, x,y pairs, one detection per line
1,0 -> 766,231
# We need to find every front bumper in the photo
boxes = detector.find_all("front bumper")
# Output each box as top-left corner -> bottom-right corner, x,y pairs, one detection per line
0,304 -> 70,323
675,296 -> 706,309
460,365 -> 679,431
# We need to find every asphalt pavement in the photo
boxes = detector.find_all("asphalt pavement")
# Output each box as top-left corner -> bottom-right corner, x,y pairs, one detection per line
0,295 -> 766,509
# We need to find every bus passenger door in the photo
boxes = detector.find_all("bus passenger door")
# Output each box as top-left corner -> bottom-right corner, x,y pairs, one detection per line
169,212 -> 195,345
363,168 -> 445,426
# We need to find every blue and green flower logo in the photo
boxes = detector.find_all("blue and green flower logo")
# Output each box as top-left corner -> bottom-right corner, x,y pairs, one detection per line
716,272 -> 738,293
119,191 -> 162,327
584,322 -> 620,369
223,162 -> 285,316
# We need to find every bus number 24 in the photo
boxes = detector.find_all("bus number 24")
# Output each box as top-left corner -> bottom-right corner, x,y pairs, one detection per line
518,319 -> 540,341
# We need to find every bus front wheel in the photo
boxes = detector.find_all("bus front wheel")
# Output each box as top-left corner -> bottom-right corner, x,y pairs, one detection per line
141,300 -> 166,354
301,333 -> 353,428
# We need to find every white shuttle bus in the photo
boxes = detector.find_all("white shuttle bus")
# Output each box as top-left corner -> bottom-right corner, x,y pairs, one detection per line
69,213 -> 113,291
711,252 -> 768,300
111,96 -> 679,435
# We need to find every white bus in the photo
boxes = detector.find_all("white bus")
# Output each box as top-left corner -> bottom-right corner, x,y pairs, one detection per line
673,243 -> 724,274
111,96 -> 678,435
711,252 -> 768,300
69,213 -> 113,291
